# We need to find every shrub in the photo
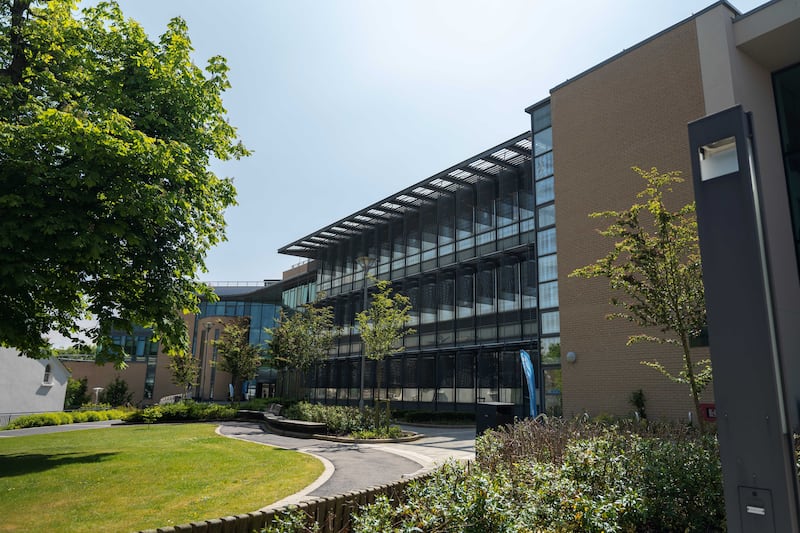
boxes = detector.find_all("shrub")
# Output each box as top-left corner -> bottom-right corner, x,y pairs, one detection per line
284,402 -> 402,437
99,377 -> 133,407
64,377 -> 90,408
124,401 -> 236,424
356,418 -> 725,532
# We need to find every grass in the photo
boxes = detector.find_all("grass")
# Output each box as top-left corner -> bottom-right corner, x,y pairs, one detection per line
0,423 -> 324,532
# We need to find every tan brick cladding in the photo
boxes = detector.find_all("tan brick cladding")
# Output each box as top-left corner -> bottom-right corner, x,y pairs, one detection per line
551,19 -> 714,421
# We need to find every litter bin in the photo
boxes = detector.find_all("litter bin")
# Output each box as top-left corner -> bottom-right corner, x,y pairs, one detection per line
476,401 -> 515,436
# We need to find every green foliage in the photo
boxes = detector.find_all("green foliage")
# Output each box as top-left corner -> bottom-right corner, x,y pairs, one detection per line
141,406 -> 162,425
213,317 -> 264,401
99,376 -> 133,406
262,507 -> 321,533
124,400 -> 235,423
267,300 -> 337,372
168,351 -> 199,397
4,409 -> 125,429
570,167 -> 710,427
0,0 -> 248,363
64,376 -> 90,408
350,426 -> 404,440
284,401 -> 399,437
356,278 -> 415,363
356,418 -> 725,532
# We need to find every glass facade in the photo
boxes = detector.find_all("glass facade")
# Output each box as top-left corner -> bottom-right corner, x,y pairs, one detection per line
532,102 -> 561,416
283,128 -> 561,415
773,62 -> 800,276
109,329 -> 160,399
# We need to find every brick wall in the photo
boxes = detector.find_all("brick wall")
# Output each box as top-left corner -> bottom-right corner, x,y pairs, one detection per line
551,18 -> 714,420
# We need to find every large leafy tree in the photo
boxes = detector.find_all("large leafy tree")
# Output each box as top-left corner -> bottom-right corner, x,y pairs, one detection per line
570,167 -> 709,428
268,301 -> 338,372
356,278 -> 414,406
214,318 -> 263,402
0,0 -> 247,363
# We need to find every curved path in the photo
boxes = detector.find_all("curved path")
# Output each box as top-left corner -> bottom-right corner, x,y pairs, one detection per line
216,421 -> 475,509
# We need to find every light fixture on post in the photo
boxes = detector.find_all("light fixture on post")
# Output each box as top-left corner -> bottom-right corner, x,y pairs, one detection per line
356,256 -> 376,411
689,105 -> 800,531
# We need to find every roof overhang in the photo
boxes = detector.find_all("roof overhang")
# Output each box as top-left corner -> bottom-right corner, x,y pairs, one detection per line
279,132 -> 532,259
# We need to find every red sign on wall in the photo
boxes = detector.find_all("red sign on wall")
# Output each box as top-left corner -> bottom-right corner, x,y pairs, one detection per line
699,403 -> 717,421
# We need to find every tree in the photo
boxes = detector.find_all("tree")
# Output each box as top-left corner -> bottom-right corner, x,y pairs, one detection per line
570,167 -> 709,428
64,376 -> 90,408
0,1 -> 247,364
168,351 -> 199,398
356,278 -> 415,406
99,375 -> 133,406
214,318 -> 263,402
267,301 -> 338,372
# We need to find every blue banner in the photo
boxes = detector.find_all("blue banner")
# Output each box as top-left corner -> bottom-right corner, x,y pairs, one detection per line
520,350 -> 537,417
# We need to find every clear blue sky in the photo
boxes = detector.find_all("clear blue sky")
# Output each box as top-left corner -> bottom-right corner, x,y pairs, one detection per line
95,0 -> 764,282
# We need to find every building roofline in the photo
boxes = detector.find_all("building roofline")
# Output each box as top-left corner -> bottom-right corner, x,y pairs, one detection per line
541,1 -> 739,96
278,131 -> 533,259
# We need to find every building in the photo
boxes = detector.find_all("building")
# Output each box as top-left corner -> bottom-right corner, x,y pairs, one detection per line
65,281 -> 285,405
0,347 -> 69,426
277,0 -> 800,420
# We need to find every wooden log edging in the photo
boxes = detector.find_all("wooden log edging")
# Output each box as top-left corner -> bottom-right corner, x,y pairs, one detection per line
138,470 -> 433,533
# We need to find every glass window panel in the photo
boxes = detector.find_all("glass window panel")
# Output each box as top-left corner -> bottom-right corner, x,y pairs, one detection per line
519,189 -> 535,220
421,207 -> 437,251
537,204 -> 555,228
498,263 -> 520,312
541,337 -> 561,363
532,103 -> 551,133
438,275 -> 455,321
538,254 -> 558,282
541,311 -> 560,335
539,281 -> 559,309
534,127 -> 552,156
537,228 -> 557,256
535,152 -> 553,179
456,271 -> 474,318
535,177 -> 554,205
476,268 -> 495,315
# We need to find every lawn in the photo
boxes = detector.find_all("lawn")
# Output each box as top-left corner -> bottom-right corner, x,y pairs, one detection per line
0,423 -> 324,532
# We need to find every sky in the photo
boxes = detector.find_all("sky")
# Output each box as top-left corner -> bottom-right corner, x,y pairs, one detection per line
90,0 -> 764,283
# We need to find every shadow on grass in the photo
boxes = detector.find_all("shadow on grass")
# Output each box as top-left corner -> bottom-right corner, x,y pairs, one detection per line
0,452 -> 118,477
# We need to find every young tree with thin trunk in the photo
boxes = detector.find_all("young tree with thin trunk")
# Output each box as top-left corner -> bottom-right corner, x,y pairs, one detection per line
168,352 -> 199,399
268,301 -> 338,373
213,318 -> 263,402
356,278 -> 415,407
570,167 -> 710,428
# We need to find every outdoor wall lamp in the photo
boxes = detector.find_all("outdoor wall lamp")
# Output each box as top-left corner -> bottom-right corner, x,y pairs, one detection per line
565,351 -> 576,363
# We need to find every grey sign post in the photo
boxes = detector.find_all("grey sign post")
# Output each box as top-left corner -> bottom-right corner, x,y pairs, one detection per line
689,105 -> 800,533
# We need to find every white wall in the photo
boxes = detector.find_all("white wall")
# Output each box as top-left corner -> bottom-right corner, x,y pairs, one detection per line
0,347 -> 69,423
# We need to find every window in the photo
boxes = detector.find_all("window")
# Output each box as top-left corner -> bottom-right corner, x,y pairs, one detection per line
42,364 -> 52,385
535,177 -> 554,205
537,204 -> 555,228
534,127 -> 552,156
537,228 -> 557,256
538,254 -> 558,282
541,311 -> 560,335
539,281 -> 559,309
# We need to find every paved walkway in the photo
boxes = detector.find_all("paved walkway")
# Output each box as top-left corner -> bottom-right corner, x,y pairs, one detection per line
217,421 -> 475,509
